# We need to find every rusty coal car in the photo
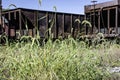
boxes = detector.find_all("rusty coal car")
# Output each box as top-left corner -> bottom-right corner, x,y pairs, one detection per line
1,0 -> 120,40
85,0 -> 120,38
1,8 -> 85,40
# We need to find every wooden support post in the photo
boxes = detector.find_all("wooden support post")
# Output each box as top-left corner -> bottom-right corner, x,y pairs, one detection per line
115,7 -> 118,34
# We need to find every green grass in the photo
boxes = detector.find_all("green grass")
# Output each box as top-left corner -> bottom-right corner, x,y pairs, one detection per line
0,38 -> 120,80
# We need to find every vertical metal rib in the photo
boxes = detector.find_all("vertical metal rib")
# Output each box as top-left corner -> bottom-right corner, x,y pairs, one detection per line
0,0 -> 2,27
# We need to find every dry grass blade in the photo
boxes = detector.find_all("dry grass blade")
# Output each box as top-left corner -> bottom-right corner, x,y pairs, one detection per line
75,19 -> 81,24
53,6 -> 57,11
82,20 -> 92,27
38,15 -> 47,21
38,0 -> 42,6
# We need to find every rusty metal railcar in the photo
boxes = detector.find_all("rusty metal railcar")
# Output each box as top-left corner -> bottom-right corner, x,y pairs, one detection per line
2,0 -> 120,41
2,8 -> 84,39
85,0 -> 120,38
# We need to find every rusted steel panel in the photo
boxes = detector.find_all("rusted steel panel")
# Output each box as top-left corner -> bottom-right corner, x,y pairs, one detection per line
0,0 -> 2,29
64,14 -> 71,37
4,24 -> 9,35
85,0 -> 118,13
38,12 -> 47,38
8,12 -> 10,20
108,10 -> 110,35
22,30 -> 27,36
72,15 -> 79,37
19,9 -> 22,36
71,14 -> 73,33
115,7 -> 118,34
2,8 -> 84,39
46,12 -> 48,38
86,13 -> 93,35
98,11 -> 100,33
56,13 -> 64,37
22,10 -> 35,27
34,11 -> 37,28
85,0 -> 119,38
48,12 -> 56,38
54,13 -> 57,38
28,29 -> 33,36
62,14 -> 65,38
10,29 -> 15,37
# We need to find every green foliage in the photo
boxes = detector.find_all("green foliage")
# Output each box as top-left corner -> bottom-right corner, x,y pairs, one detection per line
1,1 -> 119,79
1,37 -> 119,80
75,19 -> 92,28
53,6 -> 57,12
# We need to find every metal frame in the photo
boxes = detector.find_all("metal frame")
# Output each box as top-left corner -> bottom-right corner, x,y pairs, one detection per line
2,8 -> 84,39
85,0 -> 120,38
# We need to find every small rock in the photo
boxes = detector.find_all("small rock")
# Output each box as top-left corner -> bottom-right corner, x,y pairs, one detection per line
110,67 -> 120,73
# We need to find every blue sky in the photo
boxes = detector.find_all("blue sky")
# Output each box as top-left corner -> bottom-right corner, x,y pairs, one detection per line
3,0 -> 111,14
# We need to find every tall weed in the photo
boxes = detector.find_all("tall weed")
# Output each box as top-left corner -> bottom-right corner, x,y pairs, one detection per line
0,38 -> 112,80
